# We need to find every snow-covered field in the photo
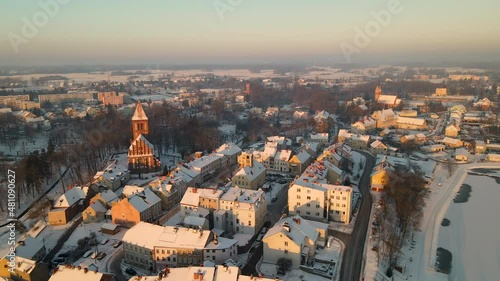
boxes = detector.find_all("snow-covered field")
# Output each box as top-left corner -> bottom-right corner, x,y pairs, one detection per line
437,174 -> 500,281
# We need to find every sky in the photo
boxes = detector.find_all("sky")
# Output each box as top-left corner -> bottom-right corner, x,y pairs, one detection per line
0,0 -> 499,66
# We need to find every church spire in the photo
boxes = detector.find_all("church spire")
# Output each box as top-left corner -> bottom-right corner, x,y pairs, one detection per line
132,101 -> 148,121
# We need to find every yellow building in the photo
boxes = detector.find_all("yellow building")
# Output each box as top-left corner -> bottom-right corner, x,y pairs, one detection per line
0,257 -> 49,281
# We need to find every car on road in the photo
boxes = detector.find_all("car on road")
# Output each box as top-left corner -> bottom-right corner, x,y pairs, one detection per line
271,197 -> 277,202
261,227 -> 268,234
91,251 -> 100,259
96,252 -> 107,260
101,238 -> 109,245
125,267 -> 137,275
112,240 -> 122,248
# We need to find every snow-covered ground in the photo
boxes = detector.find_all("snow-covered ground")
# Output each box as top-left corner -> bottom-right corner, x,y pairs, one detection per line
260,262 -> 331,281
363,163 -> 500,281
0,131 -> 50,156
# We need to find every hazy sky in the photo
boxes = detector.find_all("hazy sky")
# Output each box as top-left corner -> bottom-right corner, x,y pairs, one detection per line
1,0 -> 499,65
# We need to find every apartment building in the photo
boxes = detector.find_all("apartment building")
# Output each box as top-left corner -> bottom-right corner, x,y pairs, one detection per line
231,157 -> 266,190
122,222 -> 213,271
111,187 -> 161,228
214,187 -> 268,236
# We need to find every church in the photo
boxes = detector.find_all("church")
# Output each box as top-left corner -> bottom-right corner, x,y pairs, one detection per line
374,85 -> 401,108
128,102 -> 162,173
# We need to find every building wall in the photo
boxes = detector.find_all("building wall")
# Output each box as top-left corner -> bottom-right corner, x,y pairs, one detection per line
203,243 -> 237,264
111,200 -> 141,228
82,208 -> 104,224
124,242 -> 155,271
48,209 -> 69,225
289,186 -> 327,222
263,233 -> 302,268
327,189 -> 351,223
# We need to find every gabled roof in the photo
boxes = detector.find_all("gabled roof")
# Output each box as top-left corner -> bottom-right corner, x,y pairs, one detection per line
263,215 -> 319,246
15,236 -> 44,260
132,101 -> 148,121
127,188 -> 161,212
54,187 -> 87,208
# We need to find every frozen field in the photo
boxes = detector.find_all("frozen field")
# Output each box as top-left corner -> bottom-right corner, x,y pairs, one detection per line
437,174 -> 500,281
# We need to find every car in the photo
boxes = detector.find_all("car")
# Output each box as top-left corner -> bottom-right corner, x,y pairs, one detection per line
83,250 -> 93,258
437,182 -> 442,187
101,238 -> 109,245
96,252 -> 107,261
271,197 -> 277,202
260,227 -> 268,234
112,240 -> 122,248
58,252 -> 69,258
125,267 -> 137,275
91,251 -> 100,259
53,257 -> 65,264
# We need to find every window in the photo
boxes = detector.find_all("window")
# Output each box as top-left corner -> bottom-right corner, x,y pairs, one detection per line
306,196 -> 311,200
307,190 -> 311,194
336,196 -> 340,200
342,204 -> 346,207
296,202 -> 300,206
306,212 -> 310,215
284,241 -> 288,246
297,188 -> 301,192
162,250 -> 165,254
284,249 -> 288,254
316,205 -> 320,208
297,195 -> 301,199
316,212 -> 320,216
306,203 -> 310,207
248,221 -> 252,226
335,210 -> 340,214
222,249 -> 226,253
342,197 -> 346,200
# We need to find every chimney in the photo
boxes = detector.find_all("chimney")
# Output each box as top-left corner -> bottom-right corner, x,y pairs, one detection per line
250,275 -> 254,280
194,272 -> 199,279
84,268 -> 88,273
296,218 -> 301,225
18,240 -> 25,246
78,266 -> 81,270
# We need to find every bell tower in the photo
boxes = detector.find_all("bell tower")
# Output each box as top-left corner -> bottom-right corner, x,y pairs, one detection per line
132,101 -> 149,140
375,85 -> 382,101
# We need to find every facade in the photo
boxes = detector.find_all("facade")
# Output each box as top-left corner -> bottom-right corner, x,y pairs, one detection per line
215,143 -> 242,165
111,187 -> 162,228
396,117 -> 427,130
372,109 -> 397,129
231,158 -> 266,190
288,151 -> 312,175
214,187 -> 267,236
203,237 -> 238,264
48,186 -> 88,225
351,117 -> 377,134
0,257 -> 49,281
82,201 -> 107,223
445,124 -> 460,137
370,159 -> 397,192
370,140 -> 388,154
188,154 -> 223,183
122,222 -> 213,271
148,176 -> 186,211
128,102 -> 161,173
263,216 -> 327,268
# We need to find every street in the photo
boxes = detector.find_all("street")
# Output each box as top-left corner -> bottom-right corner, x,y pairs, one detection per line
339,151 -> 375,281
267,183 -> 289,225
109,248 -> 127,281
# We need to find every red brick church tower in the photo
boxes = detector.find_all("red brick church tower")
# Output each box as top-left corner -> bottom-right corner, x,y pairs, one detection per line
128,102 -> 161,174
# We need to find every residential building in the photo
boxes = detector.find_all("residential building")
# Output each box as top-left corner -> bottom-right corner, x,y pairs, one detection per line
289,151 -> 312,175
440,137 -> 464,148
231,157 -> 266,190
188,154 -> 223,182
82,200 -> 107,223
395,117 -> 427,130
48,264 -> 114,281
14,237 -> 46,261
122,222 -> 213,271
179,187 -> 224,220
48,186 -> 88,225
0,257 -> 49,281
372,109 -> 397,129
215,143 -> 242,165
111,187 -> 162,228
370,158 -> 397,192
370,140 -> 388,154
351,117 -> 377,134
93,164 -> 130,192
148,176 -> 186,211
310,133 -> 329,144
445,124 -> 460,137
214,187 -> 267,236
263,216 -> 328,268
89,190 -> 118,209
203,236 -> 238,264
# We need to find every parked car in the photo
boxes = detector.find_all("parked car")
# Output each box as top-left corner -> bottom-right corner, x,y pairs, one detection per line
83,250 -> 93,258
58,252 -> 69,258
91,251 -> 100,259
112,240 -> 122,248
101,238 -> 109,245
96,252 -> 107,261
260,227 -> 268,234
125,267 -> 137,275
53,257 -> 65,264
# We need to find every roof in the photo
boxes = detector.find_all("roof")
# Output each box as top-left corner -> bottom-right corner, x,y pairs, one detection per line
189,154 -> 222,170
122,185 -> 145,197
54,187 -> 87,208
127,188 -> 161,213
396,117 -> 426,126
263,215 -> 319,246
204,237 -> 237,250
370,140 -> 387,149
128,266 -> 219,281
88,201 -> 107,213
215,143 -> 242,156
122,222 -> 212,250
180,187 -> 224,207
132,101 -> 148,121
128,134 -> 153,153
294,151 -> 311,164
99,190 -> 118,204
50,265 -> 112,281
15,236 -> 44,260
220,187 -> 266,205
377,95 -> 399,105
275,149 -> 292,161
233,160 -> 265,181
183,215 -> 208,227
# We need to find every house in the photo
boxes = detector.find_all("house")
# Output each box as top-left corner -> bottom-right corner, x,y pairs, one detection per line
48,186 -> 88,225
93,165 -> 130,192
169,165 -> 202,187
475,141 -> 487,154
395,117 -> 427,131
89,190 -> 118,209
454,148 -> 470,161
440,137 -> 464,148
215,143 -> 242,166
445,124 -> 460,137
289,151 -> 312,175
473,98 -> 493,110
203,236 -> 238,265
48,264 -> 115,281
310,133 -> 329,144
421,144 -> 446,153
263,216 -> 328,268
122,222 -> 213,271
111,187 -> 162,228
214,187 -> 268,236
148,176 -> 186,211
274,149 -> 292,172
231,157 -> 266,190
370,158 -> 397,192
83,200 -> 107,223
486,153 -> 500,162
370,140 -> 388,154
372,109 -> 397,129
188,154 -> 223,183
0,257 -> 49,281
351,117 -> 377,134
14,237 -> 46,261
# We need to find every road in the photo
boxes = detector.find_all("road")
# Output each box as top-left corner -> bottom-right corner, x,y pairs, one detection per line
267,183 -> 289,225
109,248 -> 127,281
339,151 -> 375,281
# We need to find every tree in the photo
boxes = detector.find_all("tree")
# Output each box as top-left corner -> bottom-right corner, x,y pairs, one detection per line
276,258 -> 292,273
